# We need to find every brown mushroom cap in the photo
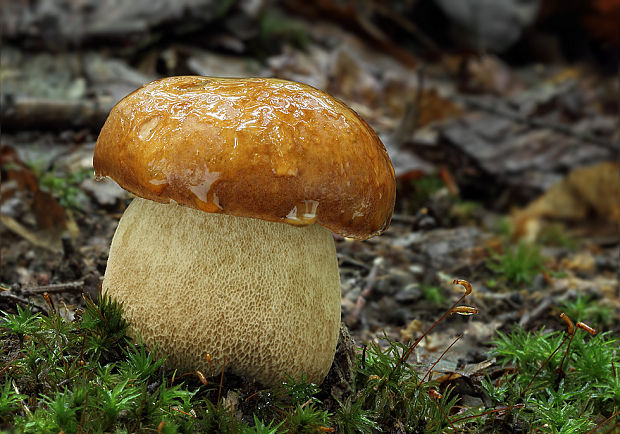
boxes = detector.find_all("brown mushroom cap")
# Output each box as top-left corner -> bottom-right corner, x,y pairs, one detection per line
93,76 -> 395,239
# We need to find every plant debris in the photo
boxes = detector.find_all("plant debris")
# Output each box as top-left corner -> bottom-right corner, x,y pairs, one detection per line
1,1 -> 619,432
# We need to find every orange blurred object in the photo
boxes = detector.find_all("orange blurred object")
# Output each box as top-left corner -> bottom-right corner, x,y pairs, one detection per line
583,0 -> 620,47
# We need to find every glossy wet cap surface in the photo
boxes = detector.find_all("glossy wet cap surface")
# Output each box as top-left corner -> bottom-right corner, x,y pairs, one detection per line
93,76 -> 395,239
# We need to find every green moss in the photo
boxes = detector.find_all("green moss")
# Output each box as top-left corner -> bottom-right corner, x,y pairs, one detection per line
1,293 -> 617,432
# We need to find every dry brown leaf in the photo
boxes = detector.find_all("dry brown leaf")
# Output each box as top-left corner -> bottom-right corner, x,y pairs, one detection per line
512,162 -> 620,241
32,190 -> 67,231
567,162 -> 620,225
462,55 -> 523,96
401,318 -> 423,342
0,145 -> 39,195
559,252 -> 597,273
418,89 -> 463,127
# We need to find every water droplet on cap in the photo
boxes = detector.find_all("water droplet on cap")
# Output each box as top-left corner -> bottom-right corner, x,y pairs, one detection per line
284,200 -> 319,226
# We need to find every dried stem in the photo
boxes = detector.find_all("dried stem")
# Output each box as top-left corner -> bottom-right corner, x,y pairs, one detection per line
450,404 -> 525,424
216,356 -> 226,412
585,409 -> 620,434
557,313 -> 576,376
43,292 -> 68,371
419,334 -> 463,386
382,279 -> 472,386
429,389 -> 460,433
523,313 -> 574,394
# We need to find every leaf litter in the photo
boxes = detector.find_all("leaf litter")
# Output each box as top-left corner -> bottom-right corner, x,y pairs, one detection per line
1,2 -> 618,431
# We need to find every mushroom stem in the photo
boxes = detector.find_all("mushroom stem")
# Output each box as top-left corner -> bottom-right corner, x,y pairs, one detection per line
103,197 -> 341,386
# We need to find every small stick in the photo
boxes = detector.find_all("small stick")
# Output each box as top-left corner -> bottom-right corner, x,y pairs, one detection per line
12,380 -> 31,417
346,257 -> 383,324
390,66 -> 425,146
337,253 -> 372,270
390,214 -> 419,224
21,281 -> 83,295
0,293 -> 46,313
519,297 -> 552,328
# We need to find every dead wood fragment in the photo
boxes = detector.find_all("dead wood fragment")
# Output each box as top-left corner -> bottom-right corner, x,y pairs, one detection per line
519,297 -> 553,328
345,257 -> 383,325
1,96 -> 114,131
460,96 -> 617,151
0,293 -> 47,313
21,281 -> 84,295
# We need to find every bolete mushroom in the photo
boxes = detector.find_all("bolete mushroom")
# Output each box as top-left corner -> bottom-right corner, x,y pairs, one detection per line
94,76 -> 395,386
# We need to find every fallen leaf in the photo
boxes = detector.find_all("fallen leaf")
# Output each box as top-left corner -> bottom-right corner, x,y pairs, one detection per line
559,253 -> 596,273
0,214 -> 63,252
0,145 -> 39,194
32,190 -> 67,231
512,162 -> 620,241
567,162 -> 620,225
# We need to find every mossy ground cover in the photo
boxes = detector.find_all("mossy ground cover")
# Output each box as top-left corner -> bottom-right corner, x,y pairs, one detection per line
1,284 -> 617,433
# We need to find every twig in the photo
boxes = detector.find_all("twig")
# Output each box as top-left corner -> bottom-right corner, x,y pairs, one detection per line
13,380 -> 31,417
460,96 -> 618,152
21,281 -> 84,295
345,257 -> 383,324
1,95 -> 113,131
390,214 -> 420,224
0,293 -> 47,313
391,66 -> 426,146
337,253 -> 372,270
518,297 -> 552,328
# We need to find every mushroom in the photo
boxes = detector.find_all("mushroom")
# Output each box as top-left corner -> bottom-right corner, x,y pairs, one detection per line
94,76 -> 395,386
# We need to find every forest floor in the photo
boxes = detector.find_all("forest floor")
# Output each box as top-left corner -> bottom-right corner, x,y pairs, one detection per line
1,2 -> 619,432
